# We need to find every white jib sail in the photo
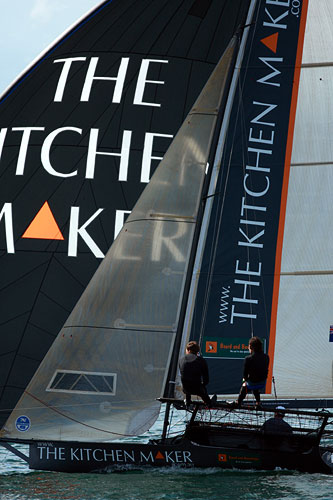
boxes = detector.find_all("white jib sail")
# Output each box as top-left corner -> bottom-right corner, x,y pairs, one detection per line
273,0 -> 333,400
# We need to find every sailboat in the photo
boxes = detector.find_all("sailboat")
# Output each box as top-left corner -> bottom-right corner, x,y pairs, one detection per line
1,0 -> 333,474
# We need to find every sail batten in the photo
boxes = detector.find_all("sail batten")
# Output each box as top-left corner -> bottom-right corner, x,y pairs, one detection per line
302,62 -> 333,68
63,325 -> 175,331
281,271 -> 333,276
148,214 -> 196,220
291,162 -> 333,167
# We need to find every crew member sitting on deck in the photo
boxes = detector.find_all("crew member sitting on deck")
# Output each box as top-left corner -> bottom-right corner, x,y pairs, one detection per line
232,336 -> 269,409
262,406 -> 293,434
179,341 -> 213,408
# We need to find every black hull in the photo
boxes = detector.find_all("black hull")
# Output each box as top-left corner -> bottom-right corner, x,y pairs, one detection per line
27,438 -> 333,474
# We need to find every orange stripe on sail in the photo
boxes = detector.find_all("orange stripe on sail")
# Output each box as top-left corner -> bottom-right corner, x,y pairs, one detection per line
266,0 -> 309,394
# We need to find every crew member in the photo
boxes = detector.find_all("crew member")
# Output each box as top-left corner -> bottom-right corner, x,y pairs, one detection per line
179,341 -> 212,407
262,406 -> 293,434
233,336 -> 269,408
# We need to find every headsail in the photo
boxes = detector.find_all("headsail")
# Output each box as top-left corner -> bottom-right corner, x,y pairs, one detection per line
2,37 -> 238,441
0,0 -> 251,429
271,0 -> 333,402
189,0 -> 333,406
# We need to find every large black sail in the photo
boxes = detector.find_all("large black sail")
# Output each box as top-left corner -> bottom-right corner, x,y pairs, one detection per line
3,34 -> 239,444
0,0 -> 250,428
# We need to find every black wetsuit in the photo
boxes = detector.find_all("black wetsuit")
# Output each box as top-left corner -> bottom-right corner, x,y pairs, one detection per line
243,351 -> 269,383
179,353 -> 211,405
238,351 -> 269,404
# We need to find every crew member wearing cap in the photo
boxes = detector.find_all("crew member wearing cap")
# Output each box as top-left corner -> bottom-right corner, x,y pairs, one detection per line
262,406 -> 293,434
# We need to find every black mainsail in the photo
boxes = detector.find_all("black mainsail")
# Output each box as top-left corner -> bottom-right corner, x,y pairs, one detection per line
0,0 -> 250,430
2,32 -> 239,443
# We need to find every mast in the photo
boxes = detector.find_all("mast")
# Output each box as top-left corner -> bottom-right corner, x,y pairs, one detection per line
163,36 -> 238,399
164,0 -> 258,403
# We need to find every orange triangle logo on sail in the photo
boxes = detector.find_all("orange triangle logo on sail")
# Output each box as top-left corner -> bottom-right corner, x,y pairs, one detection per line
261,32 -> 278,53
155,451 -> 165,460
22,202 -> 64,240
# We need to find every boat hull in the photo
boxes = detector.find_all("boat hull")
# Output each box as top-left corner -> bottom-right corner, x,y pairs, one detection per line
27,438 -> 333,474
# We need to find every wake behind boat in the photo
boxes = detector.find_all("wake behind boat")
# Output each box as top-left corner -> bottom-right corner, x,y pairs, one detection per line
1,0 -> 333,474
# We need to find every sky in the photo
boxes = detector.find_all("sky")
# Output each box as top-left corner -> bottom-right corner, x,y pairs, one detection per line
0,0 -> 101,94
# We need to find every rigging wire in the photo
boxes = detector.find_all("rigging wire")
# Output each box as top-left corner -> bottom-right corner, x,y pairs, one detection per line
195,7 -> 262,346
194,1 -> 281,402
272,376 -> 277,400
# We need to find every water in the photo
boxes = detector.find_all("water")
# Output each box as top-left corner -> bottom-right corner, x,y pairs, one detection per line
1,410 -> 333,500
1,454 -> 333,500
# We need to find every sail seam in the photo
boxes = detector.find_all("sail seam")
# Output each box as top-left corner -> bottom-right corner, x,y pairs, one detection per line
302,62 -> 333,68
63,325 -> 174,332
125,218 -> 196,224
281,271 -> 333,276
189,110 -> 219,116
291,161 -> 333,167
149,213 -> 196,220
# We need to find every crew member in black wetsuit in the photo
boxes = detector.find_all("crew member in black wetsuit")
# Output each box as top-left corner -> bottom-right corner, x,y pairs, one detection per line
233,336 -> 269,408
179,341 -> 212,407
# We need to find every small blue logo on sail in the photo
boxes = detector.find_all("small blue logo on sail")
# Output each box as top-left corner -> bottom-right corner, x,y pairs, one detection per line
15,415 -> 30,432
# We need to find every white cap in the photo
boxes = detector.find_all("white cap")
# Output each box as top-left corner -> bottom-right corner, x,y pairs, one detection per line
276,405 -> 285,411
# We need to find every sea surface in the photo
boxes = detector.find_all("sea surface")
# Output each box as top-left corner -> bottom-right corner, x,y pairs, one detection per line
1,409 -> 333,500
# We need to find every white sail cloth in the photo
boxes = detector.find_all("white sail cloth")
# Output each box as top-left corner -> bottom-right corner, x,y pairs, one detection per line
273,0 -> 333,399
